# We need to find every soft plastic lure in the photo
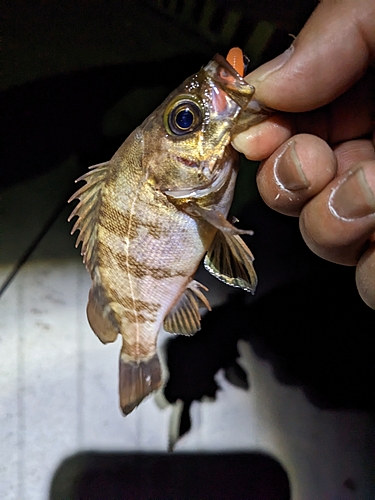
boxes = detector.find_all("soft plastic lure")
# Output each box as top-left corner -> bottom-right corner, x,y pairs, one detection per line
226,47 -> 245,77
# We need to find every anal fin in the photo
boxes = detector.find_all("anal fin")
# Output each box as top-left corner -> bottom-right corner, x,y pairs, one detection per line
163,280 -> 211,335
119,354 -> 162,415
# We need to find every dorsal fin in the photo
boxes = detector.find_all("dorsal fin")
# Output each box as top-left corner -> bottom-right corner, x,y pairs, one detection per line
68,162 -> 108,272
204,231 -> 257,293
164,280 -> 211,335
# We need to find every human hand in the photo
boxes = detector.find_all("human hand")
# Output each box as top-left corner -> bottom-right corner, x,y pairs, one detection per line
233,0 -> 375,307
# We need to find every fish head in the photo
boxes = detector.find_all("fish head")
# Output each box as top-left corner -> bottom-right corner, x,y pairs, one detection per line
140,54 -> 271,199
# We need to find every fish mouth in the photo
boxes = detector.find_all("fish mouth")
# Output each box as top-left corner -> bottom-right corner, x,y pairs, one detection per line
164,156 -> 232,199
205,55 -> 273,133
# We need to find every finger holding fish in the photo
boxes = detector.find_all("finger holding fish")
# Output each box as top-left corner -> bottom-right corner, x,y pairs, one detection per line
256,134 -> 337,216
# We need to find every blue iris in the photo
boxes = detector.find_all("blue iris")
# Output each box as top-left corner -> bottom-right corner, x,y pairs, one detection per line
167,99 -> 202,135
176,108 -> 193,130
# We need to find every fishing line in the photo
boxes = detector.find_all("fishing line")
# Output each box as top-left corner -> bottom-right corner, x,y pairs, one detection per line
0,197 -> 69,299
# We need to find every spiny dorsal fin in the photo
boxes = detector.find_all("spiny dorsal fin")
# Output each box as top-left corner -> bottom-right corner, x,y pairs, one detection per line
204,231 -> 257,293
68,162 -> 108,272
164,280 -> 212,335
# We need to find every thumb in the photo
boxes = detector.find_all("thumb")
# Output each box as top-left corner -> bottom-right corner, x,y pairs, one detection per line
247,0 -> 375,113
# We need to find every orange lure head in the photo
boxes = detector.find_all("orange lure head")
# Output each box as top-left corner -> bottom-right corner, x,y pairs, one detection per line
226,47 -> 245,77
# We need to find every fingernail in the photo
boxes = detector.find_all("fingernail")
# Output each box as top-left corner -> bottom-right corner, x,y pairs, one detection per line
275,140 -> 310,191
253,45 -> 294,82
329,167 -> 375,220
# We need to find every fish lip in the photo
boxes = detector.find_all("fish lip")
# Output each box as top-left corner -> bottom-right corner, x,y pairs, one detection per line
213,53 -> 243,80
204,55 -> 273,129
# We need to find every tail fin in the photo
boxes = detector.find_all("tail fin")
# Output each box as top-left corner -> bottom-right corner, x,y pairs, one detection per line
119,354 -> 162,415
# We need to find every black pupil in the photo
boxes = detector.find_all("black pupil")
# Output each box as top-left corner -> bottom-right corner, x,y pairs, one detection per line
176,108 -> 193,129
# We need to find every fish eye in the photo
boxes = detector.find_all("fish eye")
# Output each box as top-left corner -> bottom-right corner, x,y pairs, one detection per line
165,99 -> 202,136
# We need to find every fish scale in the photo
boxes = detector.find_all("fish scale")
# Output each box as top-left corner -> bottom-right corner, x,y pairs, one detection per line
69,50 -> 271,415
97,161 -> 210,362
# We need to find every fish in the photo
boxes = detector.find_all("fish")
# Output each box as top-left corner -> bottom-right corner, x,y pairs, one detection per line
68,48 -> 271,415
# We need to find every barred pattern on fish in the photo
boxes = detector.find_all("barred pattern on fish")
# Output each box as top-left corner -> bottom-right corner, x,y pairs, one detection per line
68,50 -> 270,415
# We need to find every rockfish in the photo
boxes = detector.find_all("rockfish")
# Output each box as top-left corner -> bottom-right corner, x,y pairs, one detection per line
68,49 -> 270,415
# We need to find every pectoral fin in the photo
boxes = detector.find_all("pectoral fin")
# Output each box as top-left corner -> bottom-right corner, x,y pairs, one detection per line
204,231 -> 257,293
164,280 -> 212,335
184,202 -> 253,236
